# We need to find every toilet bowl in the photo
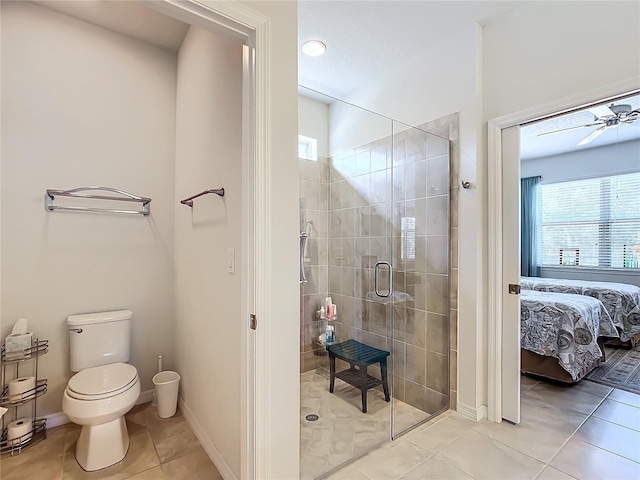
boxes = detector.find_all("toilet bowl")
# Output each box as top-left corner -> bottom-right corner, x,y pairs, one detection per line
62,362 -> 140,471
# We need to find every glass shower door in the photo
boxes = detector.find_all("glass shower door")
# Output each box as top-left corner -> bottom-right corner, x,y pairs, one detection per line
298,87 -> 451,479
391,122 -> 450,438
299,87 -> 395,480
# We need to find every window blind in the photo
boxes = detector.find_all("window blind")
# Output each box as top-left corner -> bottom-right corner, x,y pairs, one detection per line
539,171 -> 640,269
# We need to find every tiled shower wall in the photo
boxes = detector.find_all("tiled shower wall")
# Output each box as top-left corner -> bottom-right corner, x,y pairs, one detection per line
417,113 -> 459,411
299,113 -> 459,413
299,157 -> 331,373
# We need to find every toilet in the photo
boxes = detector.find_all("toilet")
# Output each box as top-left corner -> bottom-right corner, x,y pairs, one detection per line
62,310 -> 140,471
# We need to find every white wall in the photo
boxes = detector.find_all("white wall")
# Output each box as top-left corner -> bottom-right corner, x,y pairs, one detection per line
328,99 -> 394,157
298,95 -> 330,158
521,140 -> 640,184
0,1 -> 177,415
173,25 -> 243,478
333,23 -> 485,415
483,2 -> 640,121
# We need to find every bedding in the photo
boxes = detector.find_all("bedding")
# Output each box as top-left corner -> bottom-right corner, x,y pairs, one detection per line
521,277 -> 640,342
520,290 -> 617,381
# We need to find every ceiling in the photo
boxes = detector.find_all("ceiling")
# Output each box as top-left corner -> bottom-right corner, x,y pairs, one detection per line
520,94 -> 640,160
35,1 -> 189,51
299,1 -> 640,159
298,0 -> 526,99
35,1 -> 640,160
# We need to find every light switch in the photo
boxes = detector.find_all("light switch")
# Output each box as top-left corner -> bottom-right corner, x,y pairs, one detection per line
227,248 -> 235,274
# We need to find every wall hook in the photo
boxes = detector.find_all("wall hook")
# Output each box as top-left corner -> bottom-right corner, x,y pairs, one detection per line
461,181 -> 471,189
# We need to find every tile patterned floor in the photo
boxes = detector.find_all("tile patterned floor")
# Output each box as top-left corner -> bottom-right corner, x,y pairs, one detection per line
6,375 -> 639,480
301,370 -> 434,480
0,402 -> 222,480
326,376 -> 640,480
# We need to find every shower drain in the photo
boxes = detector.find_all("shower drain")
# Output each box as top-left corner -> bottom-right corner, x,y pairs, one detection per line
305,414 -> 319,422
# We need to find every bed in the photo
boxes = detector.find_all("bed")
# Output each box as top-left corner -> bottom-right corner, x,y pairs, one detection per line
521,276 -> 640,345
520,290 -> 618,383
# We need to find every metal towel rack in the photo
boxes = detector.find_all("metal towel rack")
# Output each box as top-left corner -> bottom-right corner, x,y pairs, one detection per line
180,188 -> 225,207
45,186 -> 151,216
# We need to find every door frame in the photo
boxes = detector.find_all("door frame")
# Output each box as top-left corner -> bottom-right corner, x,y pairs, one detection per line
486,78 -> 640,422
148,1 -> 270,477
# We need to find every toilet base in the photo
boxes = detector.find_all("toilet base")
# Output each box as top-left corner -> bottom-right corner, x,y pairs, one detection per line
75,416 -> 130,471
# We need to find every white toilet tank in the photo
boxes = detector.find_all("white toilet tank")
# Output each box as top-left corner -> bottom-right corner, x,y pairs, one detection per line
68,310 -> 133,372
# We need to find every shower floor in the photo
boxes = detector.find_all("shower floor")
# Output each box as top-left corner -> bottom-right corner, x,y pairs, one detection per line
300,370 -> 431,480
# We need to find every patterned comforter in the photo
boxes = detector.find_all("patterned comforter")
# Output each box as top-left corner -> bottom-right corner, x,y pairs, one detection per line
520,290 -> 617,380
521,277 -> 640,342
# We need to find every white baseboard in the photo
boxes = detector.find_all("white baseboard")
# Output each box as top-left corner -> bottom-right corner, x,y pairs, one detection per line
178,396 -> 236,480
457,402 -> 487,422
137,388 -> 154,405
44,411 -> 69,429
43,389 -> 155,430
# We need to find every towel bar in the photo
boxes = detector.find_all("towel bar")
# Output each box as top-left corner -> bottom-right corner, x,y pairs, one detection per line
45,186 -> 151,216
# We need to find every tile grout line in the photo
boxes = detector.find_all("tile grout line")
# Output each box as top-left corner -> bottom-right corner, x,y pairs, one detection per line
423,449 -> 482,480
542,387 -> 614,476
458,428 -> 547,466
577,436 -> 640,465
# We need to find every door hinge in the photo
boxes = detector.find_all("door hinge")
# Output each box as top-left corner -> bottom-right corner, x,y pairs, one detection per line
508,284 -> 521,294
249,314 -> 257,330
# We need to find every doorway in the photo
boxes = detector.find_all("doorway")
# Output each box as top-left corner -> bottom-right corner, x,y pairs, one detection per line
0,1 -> 270,478
487,83 -> 640,423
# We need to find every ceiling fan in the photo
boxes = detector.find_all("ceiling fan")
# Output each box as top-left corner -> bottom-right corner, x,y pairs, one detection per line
538,103 -> 640,146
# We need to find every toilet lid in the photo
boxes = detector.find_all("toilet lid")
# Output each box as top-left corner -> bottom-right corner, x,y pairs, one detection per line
67,363 -> 138,399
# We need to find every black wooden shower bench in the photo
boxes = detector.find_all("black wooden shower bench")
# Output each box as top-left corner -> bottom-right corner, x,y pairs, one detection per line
326,339 -> 391,413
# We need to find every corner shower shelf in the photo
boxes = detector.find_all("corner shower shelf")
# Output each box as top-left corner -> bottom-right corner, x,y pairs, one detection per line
0,339 -> 48,456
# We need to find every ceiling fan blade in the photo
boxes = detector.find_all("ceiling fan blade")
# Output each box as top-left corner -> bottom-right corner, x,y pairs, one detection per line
577,126 -> 608,146
588,104 -> 615,119
537,121 -> 602,137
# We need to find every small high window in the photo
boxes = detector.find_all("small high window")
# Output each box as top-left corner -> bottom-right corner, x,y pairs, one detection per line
298,135 -> 318,161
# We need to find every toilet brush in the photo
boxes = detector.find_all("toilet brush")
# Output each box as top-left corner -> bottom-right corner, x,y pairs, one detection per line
152,355 -> 163,406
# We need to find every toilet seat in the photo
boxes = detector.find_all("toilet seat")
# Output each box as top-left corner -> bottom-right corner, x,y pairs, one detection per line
67,363 -> 138,401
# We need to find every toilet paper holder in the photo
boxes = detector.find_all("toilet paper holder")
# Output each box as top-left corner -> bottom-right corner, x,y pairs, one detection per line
0,338 -> 49,454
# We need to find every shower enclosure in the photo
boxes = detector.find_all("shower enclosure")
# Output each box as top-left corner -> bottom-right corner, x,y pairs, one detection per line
299,87 -> 452,479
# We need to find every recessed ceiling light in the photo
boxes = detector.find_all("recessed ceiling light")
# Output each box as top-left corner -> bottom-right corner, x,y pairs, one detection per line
302,40 -> 326,57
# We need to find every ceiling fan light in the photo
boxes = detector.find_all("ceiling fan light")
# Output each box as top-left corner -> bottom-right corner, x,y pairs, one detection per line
302,40 -> 326,57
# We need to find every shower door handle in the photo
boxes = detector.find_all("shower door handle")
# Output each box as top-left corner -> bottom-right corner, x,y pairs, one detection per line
374,261 -> 392,298
300,232 -> 309,286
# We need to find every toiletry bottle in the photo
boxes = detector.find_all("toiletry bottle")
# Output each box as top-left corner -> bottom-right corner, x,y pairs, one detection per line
319,306 -> 325,320
325,324 -> 334,343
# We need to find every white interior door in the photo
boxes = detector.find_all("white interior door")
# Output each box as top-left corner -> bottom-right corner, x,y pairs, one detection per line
501,125 -> 521,424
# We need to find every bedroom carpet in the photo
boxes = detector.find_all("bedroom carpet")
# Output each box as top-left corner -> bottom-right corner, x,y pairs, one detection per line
585,345 -> 640,395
